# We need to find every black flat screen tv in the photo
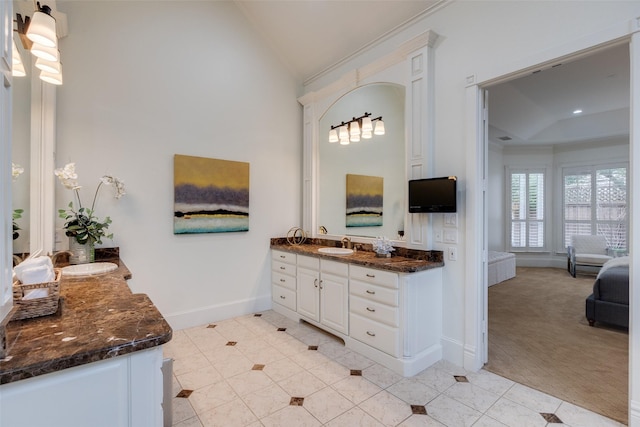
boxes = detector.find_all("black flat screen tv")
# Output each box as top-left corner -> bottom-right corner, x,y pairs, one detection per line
408,176 -> 457,213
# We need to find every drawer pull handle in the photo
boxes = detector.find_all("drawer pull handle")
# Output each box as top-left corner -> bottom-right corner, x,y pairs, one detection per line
280,295 -> 286,299
366,274 -> 375,278
366,290 -> 375,295
280,255 -> 286,258
314,279 -> 318,288
366,307 -> 376,312
319,280 -> 323,290
280,266 -> 286,270
280,278 -> 286,282
366,331 -> 376,337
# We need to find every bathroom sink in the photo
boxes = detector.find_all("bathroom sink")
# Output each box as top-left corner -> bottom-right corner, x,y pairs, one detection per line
317,247 -> 354,255
61,262 -> 119,276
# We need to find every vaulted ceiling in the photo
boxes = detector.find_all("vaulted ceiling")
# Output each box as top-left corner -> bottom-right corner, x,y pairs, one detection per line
234,2 -> 630,147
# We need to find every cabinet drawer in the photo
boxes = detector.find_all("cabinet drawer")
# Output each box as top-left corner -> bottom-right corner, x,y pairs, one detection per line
350,313 -> 400,357
272,284 -> 296,311
272,250 -> 296,265
272,260 -> 296,276
297,255 -> 319,270
350,265 -> 398,289
350,280 -> 398,307
272,271 -> 296,291
321,259 -> 349,277
350,295 -> 399,327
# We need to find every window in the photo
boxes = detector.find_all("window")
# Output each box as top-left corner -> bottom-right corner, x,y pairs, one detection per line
508,169 -> 545,251
563,165 -> 627,250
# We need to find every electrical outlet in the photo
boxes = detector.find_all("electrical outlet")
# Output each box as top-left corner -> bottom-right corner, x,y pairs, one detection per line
435,229 -> 443,242
447,246 -> 457,261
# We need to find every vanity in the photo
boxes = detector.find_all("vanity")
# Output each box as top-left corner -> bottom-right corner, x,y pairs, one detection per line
0,251 -> 172,427
271,238 -> 443,376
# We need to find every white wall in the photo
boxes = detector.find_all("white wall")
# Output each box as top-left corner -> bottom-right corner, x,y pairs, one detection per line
304,1 -> 640,365
54,1 -> 302,329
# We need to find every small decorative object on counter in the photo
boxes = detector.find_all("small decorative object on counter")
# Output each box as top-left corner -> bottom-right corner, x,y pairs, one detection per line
373,236 -> 395,258
286,227 -> 307,246
55,162 -> 126,264
12,256 -> 61,320
12,163 -> 25,241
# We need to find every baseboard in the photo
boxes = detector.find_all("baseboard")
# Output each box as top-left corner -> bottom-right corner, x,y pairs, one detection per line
165,295 -> 272,330
441,334 -> 465,368
629,399 -> 639,426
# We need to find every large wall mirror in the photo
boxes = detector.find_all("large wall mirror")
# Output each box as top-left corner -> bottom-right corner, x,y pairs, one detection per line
11,35 -> 30,255
318,83 -> 406,240
11,0 -> 58,259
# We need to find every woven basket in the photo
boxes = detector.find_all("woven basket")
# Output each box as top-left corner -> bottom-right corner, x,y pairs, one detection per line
12,269 -> 61,320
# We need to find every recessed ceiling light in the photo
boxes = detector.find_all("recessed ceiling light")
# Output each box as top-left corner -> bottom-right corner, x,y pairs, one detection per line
573,109 -> 583,114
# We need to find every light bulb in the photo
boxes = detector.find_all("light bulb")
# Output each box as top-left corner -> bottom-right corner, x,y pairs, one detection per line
361,116 -> 373,132
349,120 -> 360,136
374,120 -> 385,136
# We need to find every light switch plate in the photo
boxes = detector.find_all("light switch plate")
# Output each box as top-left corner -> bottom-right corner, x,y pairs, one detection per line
444,213 -> 458,227
448,247 -> 457,261
444,230 -> 458,243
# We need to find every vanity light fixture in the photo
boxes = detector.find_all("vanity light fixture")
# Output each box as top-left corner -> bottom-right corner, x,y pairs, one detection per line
25,3 -> 57,48
11,39 -> 26,77
14,4 -> 63,85
329,112 -> 384,145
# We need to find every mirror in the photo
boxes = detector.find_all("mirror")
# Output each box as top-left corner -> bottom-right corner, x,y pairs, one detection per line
318,83 -> 405,240
11,35 -> 30,256
10,0 -> 58,258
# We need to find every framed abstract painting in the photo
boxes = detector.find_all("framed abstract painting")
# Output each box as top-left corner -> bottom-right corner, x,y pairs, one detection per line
174,154 -> 250,234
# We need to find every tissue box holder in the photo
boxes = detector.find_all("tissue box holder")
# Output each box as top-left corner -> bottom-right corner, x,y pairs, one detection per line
12,269 -> 61,320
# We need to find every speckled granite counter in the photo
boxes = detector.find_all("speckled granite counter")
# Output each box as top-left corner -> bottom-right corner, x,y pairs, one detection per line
0,251 -> 172,385
270,238 -> 444,273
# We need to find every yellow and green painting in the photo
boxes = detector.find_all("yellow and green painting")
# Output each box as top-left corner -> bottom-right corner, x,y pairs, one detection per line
174,154 -> 249,234
346,174 -> 383,227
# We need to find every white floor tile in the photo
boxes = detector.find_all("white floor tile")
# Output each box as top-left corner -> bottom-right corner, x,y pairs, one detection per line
169,311 -> 625,427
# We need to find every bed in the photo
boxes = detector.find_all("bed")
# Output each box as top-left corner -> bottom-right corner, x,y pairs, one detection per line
488,251 -> 516,287
585,256 -> 629,328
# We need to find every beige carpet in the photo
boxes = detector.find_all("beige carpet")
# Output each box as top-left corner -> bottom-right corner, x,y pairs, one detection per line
485,267 -> 628,424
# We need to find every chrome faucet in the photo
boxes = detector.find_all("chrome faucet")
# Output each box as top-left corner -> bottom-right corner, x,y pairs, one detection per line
341,236 -> 352,249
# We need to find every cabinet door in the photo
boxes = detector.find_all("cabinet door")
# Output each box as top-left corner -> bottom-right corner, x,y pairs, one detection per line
320,272 -> 348,334
297,266 -> 319,321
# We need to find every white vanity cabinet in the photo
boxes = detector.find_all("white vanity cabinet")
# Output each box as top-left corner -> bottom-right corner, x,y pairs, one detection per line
297,255 -> 349,335
1,347 -> 164,427
270,248 -> 443,376
271,250 -> 297,312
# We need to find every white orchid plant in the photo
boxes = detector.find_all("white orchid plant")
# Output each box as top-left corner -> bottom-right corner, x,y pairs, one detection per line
372,236 -> 395,255
12,162 -> 24,240
55,162 -> 126,245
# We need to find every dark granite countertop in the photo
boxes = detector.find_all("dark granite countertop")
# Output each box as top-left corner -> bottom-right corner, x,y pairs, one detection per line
0,250 -> 172,385
271,238 -> 444,273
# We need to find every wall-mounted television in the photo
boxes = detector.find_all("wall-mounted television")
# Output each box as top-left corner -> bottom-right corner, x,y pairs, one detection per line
408,176 -> 457,213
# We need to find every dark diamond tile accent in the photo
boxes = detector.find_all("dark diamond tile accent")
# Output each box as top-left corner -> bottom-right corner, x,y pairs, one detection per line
176,389 -> 193,398
308,345 -> 318,351
541,413 -> 563,423
350,370 -> 362,376
290,397 -> 304,406
254,313 -> 262,317
226,341 -> 237,346
277,327 -> 287,332
252,364 -> 265,371
411,405 -> 427,415
207,324 -> 217,328
454,375 -> 469,382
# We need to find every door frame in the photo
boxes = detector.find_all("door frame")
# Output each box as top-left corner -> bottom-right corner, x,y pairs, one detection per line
465,17 -> 640,424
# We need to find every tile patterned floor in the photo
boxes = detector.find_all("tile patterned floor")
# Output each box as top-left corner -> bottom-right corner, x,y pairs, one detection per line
164,311 -> 625,427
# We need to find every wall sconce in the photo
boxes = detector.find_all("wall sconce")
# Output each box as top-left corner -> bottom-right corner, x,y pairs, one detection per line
328,112 -> 384,145
14,3 -> 62,85
11,39 -> 26,77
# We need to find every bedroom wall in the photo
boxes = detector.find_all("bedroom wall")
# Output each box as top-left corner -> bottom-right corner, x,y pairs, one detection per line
495,138 -> 629,267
